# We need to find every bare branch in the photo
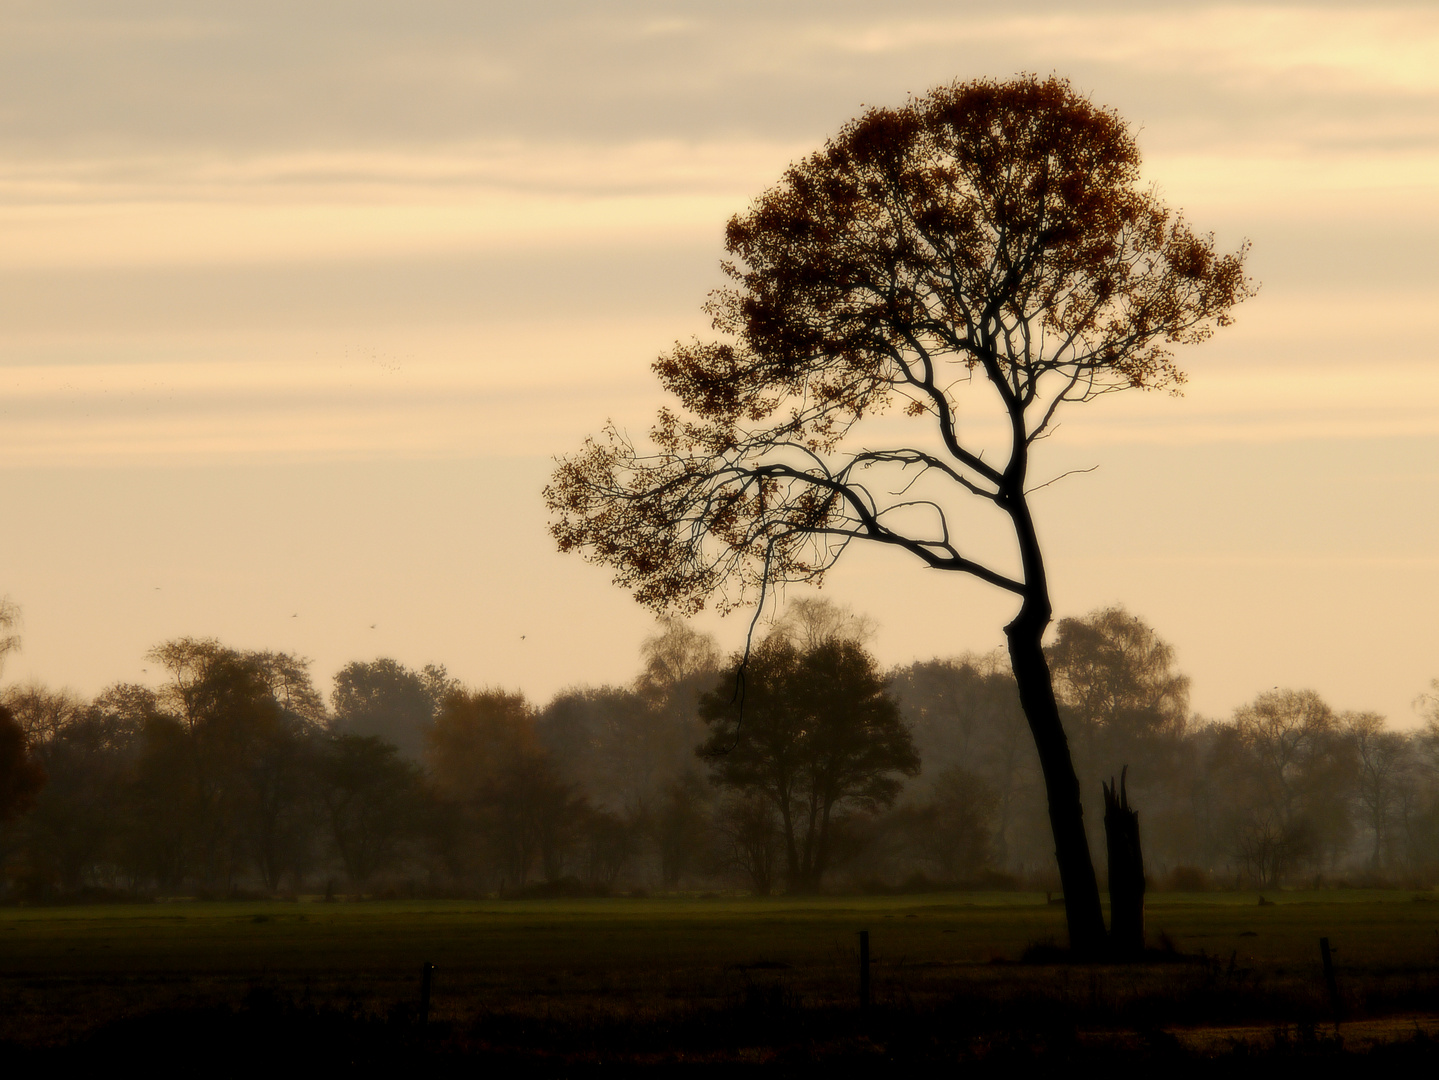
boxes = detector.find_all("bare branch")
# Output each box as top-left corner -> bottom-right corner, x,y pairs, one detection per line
1026,464 -> 1100,495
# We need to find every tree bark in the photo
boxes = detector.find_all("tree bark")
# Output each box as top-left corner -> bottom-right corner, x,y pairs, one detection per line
1005,608 -> 1108,958
1103,766 -> 1145,959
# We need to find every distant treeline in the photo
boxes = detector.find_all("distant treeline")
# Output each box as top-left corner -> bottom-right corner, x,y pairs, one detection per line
1,600 -> 1437,900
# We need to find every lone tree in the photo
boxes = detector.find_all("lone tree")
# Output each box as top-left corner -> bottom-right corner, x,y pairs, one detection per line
547,75 -> 1251,954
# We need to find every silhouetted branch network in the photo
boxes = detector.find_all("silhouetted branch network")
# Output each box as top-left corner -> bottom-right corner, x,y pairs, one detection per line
546,77 -> 1250,624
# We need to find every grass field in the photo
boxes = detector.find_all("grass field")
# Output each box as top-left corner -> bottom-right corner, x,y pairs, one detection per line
3,891 -> 1438,1065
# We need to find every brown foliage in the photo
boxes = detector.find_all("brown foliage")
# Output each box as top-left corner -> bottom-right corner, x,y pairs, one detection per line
426,688 -> 539,801
546,75 -> 1252,617
427,689 -> 584,886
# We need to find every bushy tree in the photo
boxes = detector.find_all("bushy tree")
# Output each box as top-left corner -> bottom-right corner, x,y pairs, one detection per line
2,683 -> 86,745
428,689 -> 584,888
316,734 -> 425,889
1342,711 -> 1411,871
331,659 -> 454,761
537,686 -> 656,815
772,597 -> 875,653
1048,606 -> 1190,742
650,768 -> 713,889
144,639 -> 325,890
540,619 -> 720,822
1047,607 -> 1192,874
0,597 -> 20,676
122,711 -> 196,890
698,636 -> 918,892
1218,689 -> 1347,886
636,617 -> 721,700
16,694 -> 137,893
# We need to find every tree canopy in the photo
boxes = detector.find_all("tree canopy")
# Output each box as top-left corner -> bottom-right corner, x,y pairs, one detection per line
547,74 -> 1250,618
1048,605 -> 1191,739
331,658 -> 454,761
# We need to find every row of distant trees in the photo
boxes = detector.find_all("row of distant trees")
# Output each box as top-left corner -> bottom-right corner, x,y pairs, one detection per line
1,598 -> 1437,898
896,609 -> 1439,890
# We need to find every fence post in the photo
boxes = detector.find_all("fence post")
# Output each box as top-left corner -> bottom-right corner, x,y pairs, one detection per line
858,930 -> 870,1011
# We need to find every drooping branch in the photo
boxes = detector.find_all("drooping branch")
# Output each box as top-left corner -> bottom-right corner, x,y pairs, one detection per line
547,423 -> 1028,618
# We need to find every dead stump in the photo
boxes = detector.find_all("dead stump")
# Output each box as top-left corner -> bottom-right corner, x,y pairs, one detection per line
1103,766 -> 1145,959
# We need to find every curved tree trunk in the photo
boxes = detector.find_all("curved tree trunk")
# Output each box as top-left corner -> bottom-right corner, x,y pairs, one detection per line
1000,436 -> 1108,957
1005,604 -> 1108,957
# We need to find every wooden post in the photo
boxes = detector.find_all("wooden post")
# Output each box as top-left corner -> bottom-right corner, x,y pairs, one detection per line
1319,938 -> 1342,1023
858,930 -> 870,1011
421,961 -> 434,1027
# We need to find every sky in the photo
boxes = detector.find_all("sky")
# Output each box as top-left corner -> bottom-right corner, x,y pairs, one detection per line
1,1 -> 1436,726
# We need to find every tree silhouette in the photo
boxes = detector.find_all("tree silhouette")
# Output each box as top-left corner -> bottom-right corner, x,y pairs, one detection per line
714,792 -> 783,895
13,693 -> 132,893
331,658 -> 454,761
0,705 -> 45,825
900,764 -> 999,882
0,600 -> 42,826
318,734 -> 424,888
144,638 -> 324,889
1223,689 -> 1346,886
428,688 -> 583,888
1048,606 -> 1190,742
697,636 -> 918,892
548,75 -> 1251,952
1343,711 -> 1409,870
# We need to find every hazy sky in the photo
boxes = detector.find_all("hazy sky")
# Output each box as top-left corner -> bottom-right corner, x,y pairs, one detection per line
2,1 -> 1436,726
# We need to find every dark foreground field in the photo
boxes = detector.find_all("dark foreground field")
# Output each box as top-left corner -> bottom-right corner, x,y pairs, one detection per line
2,891 -> 1438,1071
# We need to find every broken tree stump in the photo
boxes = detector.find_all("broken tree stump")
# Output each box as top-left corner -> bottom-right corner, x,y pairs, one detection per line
1103,766 -> 1145,959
